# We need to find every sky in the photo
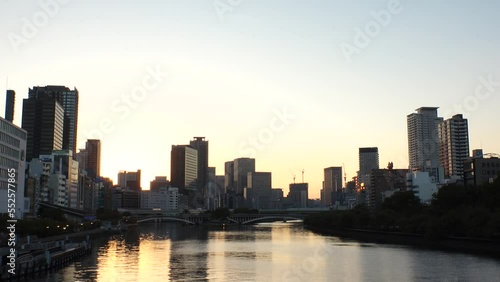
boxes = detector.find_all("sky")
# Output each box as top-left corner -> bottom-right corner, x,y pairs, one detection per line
1,0 -> 500,198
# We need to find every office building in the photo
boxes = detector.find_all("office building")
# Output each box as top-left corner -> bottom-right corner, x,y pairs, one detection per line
246,171 -> 272,209
288,183 -> 309,208
141,187 -> 179,211
84,139 -> 101,179
117,170 -> 142,190
22,95 -> 64,161
0,117 -> 27,218
150,176 -> 170,191
38,150 -> 79,209
464,149 -> 500,186
407,107 -> 443,172
189,137 -> 209,193
323,167 -> 343,207
234,158 -> 256,195
358,147 -> 379,189
28,86 -> 79,158
438,114 -> 469,179
170,145 -> 198,191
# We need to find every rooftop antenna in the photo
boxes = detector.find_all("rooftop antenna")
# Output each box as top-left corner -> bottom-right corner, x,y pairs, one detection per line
343,163 -> 347,187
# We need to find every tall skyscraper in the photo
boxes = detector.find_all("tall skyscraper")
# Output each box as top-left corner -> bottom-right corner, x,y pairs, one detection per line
22,95 -> 64,161
170,145 -> 198,191
29,86 -> 79,158
323,167 -> 343,207
358,147 -> 379,188
85,139 -> 101,179
5,90 -> 15,122
189,137 -> 209,193
438,114 -> 470,179
407,107 -> 443,172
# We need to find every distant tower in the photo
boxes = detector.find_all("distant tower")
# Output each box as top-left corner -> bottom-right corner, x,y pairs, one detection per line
5,90 -> 15,122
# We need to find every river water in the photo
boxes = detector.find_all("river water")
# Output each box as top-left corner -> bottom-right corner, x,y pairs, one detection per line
34,222 -> 500,281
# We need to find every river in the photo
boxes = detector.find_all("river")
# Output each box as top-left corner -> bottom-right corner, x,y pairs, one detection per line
34,222 -> 500,281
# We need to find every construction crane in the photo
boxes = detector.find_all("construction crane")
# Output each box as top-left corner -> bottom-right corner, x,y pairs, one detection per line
343,163 -> 347,187
289,169 -> 296,184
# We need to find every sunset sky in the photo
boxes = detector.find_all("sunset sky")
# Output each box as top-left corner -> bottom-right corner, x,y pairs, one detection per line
1,0 -> 499,198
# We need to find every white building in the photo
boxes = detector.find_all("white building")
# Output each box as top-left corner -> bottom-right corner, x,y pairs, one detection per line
141,187 -> 179,212
406,171 -> 444,204
0,117 -> 27,218
39,150 -> 79,209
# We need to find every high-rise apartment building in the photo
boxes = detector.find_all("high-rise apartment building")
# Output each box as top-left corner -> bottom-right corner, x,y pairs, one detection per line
407,107 -> 443,172
28,86 -> 79,158
438,114 -> 469,179
22,95 -> 64,161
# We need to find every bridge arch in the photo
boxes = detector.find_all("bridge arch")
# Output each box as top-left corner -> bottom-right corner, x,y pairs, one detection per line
241,216 -> 303,225
137,217 -> 196,225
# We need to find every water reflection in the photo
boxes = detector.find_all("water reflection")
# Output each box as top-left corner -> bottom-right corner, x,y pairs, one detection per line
34,222 -> 500,282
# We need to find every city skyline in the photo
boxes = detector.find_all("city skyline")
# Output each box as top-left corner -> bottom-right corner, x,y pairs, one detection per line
1,1 -> 500,198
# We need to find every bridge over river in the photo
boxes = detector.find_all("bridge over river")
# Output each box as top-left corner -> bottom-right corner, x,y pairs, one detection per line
136,213 -> 305,225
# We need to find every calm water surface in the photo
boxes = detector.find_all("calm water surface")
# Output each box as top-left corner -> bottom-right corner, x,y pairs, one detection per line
35,222 -> 500,281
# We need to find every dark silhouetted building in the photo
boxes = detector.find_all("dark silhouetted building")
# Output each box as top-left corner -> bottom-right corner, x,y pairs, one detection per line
85,139 -> 101,179
150,176 -> 170,191
5,90 -> 15,122
464,149 -> 500,186
358,147 -> 379,189
288,183 -> 308,208
323,167 -> 342,207
118,170 -> 142,191
29,86 -> 79,158
170,145 -> 198,191
190,137 -> 209,193
22,95 -> 64,161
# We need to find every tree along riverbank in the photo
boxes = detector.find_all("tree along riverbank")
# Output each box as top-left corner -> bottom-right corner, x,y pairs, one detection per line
304,179 -> 500,258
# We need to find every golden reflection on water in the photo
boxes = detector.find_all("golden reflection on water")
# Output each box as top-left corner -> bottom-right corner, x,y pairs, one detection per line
47,222 -> 500,282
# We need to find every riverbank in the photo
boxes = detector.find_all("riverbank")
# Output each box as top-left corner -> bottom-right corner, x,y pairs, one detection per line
306,225 -> 500,259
